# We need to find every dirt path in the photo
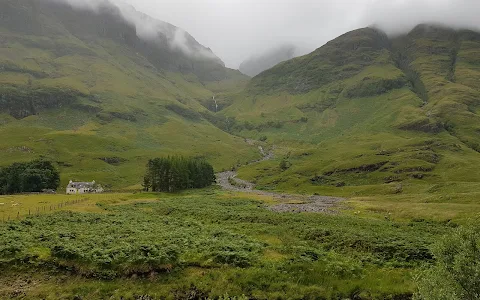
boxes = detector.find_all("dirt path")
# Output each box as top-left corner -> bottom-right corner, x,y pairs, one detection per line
216,142 -> 343,213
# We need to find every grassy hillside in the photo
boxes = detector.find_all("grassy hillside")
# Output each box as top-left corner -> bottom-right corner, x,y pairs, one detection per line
0,0 -> 258,189
223,25 -> 480,197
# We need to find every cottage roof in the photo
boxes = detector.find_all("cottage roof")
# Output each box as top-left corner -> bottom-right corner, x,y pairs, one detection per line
67,181 -> 95,189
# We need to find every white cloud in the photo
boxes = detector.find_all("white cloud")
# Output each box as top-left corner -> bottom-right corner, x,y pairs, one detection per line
46,0 -> 221,62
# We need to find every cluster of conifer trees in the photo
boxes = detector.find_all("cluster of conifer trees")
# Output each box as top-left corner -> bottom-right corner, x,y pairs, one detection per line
0,159 -> 60,194
143,156 -> 215,192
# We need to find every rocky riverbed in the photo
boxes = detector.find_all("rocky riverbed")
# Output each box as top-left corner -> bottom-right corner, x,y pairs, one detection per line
216,143 -> 343,213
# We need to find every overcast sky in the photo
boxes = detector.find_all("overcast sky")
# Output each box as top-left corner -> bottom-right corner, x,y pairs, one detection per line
119,0 -> 480,68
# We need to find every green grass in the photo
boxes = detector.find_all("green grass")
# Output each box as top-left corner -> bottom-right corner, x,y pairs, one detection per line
0,189 -> 464,299
0,193 -> 131,220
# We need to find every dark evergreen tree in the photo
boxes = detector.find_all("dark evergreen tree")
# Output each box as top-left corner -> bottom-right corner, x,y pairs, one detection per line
0,159 -> 60,194
144,156 -> 215,192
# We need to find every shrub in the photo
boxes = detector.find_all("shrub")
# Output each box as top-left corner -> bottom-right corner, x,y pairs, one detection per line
414,226 -> 480,300
279,159 -> 290,171
51,245 -> 82,260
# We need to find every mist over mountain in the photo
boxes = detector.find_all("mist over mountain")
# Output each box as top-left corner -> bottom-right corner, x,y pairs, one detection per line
113,1 -> 224,64
44,0 -> 224,66
239,44 -> 303,77
364,0 -> 480,36
25,0 -> 480,69
84,0 -> 480,68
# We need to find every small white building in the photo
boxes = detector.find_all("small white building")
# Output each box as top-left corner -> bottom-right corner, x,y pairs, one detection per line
66,180 -> 104,194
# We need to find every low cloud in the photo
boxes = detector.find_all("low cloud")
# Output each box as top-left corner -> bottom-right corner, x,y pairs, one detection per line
363,0 -> 480,35
239,43 -> 309,77
47,0 -> 104,10
42,0 -> 480,68
46,0 -> 221,62
170,28 -> 220,61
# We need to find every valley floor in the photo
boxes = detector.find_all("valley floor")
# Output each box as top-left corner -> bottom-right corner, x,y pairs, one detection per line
0,189 -> 466,299
216,170 -> 342,213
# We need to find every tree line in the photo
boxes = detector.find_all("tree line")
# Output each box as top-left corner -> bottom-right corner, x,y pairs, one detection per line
0,159 -> 60,194
143,156 -> 215,192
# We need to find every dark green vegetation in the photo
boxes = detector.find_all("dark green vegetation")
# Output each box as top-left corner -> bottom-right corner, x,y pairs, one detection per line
414,226 -> 480,300
224,25 -> 480,198
0,191 -> 458,299
0,159 -> 59,194
144,156 -> 215,192
0,0 -> 258,189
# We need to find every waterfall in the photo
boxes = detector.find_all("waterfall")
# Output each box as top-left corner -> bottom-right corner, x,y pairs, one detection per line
213,95 -> 218,113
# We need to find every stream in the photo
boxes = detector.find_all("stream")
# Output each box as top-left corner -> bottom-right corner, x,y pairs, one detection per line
216,142 -> 343,213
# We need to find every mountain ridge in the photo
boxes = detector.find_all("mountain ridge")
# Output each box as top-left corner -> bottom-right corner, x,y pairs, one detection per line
223,24 -> 480,193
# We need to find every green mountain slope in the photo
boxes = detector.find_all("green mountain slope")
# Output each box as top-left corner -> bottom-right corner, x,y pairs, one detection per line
223,25 -> 480,194
0,0 -> 257,189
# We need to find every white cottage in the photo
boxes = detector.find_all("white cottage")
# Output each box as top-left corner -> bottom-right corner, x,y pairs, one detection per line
66,180 -> 104,194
